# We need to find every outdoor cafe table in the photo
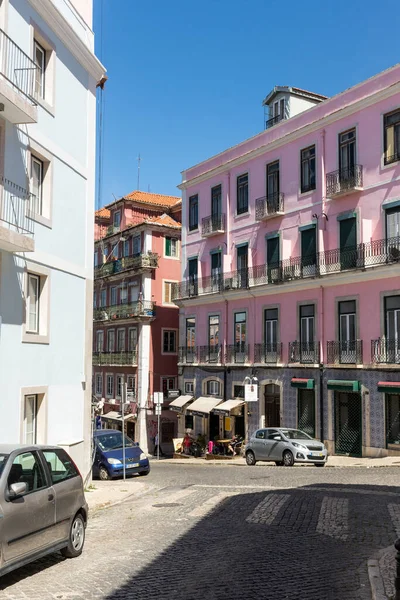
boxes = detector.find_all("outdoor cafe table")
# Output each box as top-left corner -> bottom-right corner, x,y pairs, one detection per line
216,439 -> 233,455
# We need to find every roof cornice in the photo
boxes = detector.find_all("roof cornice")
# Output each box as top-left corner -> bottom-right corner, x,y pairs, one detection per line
28,0 -> 105,81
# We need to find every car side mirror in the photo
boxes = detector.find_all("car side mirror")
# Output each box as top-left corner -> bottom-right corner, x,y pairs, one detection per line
9,482 -> 27,498
273,436 -> 282,441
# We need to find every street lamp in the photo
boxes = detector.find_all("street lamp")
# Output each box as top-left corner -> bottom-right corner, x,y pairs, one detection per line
243,374 -> 258,442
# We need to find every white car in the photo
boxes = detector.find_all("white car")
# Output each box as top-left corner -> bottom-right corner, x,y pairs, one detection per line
245,428 -> 328,467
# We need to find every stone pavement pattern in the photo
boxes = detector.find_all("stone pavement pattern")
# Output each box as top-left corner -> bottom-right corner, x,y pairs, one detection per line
0,463 -> 399,600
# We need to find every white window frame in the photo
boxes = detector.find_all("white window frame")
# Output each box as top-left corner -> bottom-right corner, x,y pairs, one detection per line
30,155 -> 43,216
27,273 -> 40,334
184,381 -> 194,394
34,40 -> 45,100
116,375 -> 124,399
106,374 -> 114,398
95,374 -> 103,396
107,329 -> 115,352
27,144 -> 53,227
206,380 -> 220,396
23,263 -> 50,344
96,330 -> 104,352
31,23 -> 56,114
117,328 -> 126,352
163,280 -> 177,305
128,327 -> 138,351
24,394 -> 38,444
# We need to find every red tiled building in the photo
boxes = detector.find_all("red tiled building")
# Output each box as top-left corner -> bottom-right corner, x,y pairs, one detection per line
93,191 -> 181,453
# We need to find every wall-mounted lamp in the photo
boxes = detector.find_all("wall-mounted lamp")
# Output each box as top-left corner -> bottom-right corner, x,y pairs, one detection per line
312,212 -> 329,222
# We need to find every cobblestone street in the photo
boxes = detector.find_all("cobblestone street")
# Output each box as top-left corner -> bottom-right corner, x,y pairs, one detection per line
0,463 -> 399,600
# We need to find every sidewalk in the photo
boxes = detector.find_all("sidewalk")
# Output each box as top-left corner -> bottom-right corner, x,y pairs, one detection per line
84,479 -> 151,512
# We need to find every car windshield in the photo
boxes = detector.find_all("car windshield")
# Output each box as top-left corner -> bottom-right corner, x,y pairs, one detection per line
96,432 -> 136,451
0,454 -> 8,477
280,429 -> 313,440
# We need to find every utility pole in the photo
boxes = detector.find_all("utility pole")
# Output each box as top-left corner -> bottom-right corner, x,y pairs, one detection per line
122,381 -> 127,480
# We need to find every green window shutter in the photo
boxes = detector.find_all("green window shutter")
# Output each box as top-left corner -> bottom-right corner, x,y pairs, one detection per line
165,237 -> 171,256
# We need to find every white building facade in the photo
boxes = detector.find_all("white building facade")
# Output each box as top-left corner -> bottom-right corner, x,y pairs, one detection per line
0,0 -> 104,476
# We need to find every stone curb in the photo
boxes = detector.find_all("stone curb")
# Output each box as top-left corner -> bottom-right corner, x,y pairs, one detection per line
368,558 -> 389,600
86,483 -> 151,513
153,458 -> 400,468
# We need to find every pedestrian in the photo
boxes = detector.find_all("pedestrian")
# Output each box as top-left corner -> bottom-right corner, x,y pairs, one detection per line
154,432 -> 163,457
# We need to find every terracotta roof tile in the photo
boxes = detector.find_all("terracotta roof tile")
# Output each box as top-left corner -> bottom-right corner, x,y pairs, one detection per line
106,190 -> 181,209
147,214 -> 181,228
95,207 -> 111,218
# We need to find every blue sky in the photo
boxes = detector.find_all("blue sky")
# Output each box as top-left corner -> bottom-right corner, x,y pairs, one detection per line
94,0 -> 399,208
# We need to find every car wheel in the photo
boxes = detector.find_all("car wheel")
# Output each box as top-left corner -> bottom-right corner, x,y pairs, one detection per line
139,469 -> 150,476
61,513 -> 85,558
282,450 -> 294,467
315,462 -> 325,467
246,451 -> 256,466
99,466 -> 110,480
275,461 -> 284,466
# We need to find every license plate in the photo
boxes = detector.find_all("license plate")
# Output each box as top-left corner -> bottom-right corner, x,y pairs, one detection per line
127,463 -> 139,468
311,452 -> 324,457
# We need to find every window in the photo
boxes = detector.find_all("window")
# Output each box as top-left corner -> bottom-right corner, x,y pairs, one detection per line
113,211 -> 121,230
211,185 -> 222,217
117,329 -> 126,352
234,312 -> 247,349
267,161 -> 280,199
27,274 -> 40,333
339,300 -> 356,361
233,385 -> 245,398
236,244 -> 248,288
127,376 -> 136,394
185,381 -> 194,394
106,374 -> 114,397
211,251 -> 222,291
189,195 -> 198,231
163,330 -> 177,353
206,380 -> 220,396
162,378 -> 175,397
300,146 -> 316,193
111,287 -> 117,306
385,296 -> 400,362
31,156 -> 43,215
128,328 -> 138,351
188,258 -> 198,295
186,318 -> 195,349
209,315 -> 219,349
384,110 -> 400,165
185,415 -> 194,429
339,129 -> 356,172
165,237 -> 178,258
279,98 -> 285,119
124,238 -> 130,257
112,244 -> 119,260
301,226 -> 317,273
163,281 -> 174,304
120,286 -> 128,305
101,289 -> 107,307
8,451 -> 46,493
300,305 -> 315,344
96,330 -> 104,352
95,374 -> 103,396
107,329 -> 115,352
24,395 -> 37,444
34,40 -> 46,99
237,173 -> 248,215
43,449 -> 79,484
132,235 -> 141,256
265,308 -> 278,350
116,375 -> 123,398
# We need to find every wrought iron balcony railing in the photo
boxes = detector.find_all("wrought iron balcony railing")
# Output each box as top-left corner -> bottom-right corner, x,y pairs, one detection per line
265,114 -> 285,128
93,351 -> 138,366
93,300 -> 155,322
198,345 -> 221,364
178,346 -> 199,364
226,344 -> 250,364
94,253 -> 158,279
0,177 -> 35,239
201,213 -> 226,237
384,151 -> 400,166
0,29 -> 37,103
254,343 -> 282,364
289,341 -> 320,364
326,340 -> 363,365
173,236 -> 400,301
371,339 -> 400,364
255,193 -> 284,220
326,164 -> 363,196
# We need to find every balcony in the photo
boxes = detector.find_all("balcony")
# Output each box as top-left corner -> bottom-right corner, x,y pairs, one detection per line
93,300 -> 155,323
265,114 -> 286,129
255,193 -> 284,221
289,341 -> 320,364
254,343 -> 282,364
93,351 -> 138,366
198,345 -> 222,364
371,339 -> 400,364
201,214 -> 226,237
173,235 -> 400,301
384,151 -> 400,167
0,177 -> 35,252
0,29 -> 37,124
178,346 -> 199,365
326,165 -> 363,197
326,340 -> 363,365
94,252 -> 159,280
226,344 -> 250,364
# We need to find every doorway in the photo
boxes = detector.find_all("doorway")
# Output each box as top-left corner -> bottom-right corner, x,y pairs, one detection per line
264,384 -> 280,427
334,391 -> 362,456
297,390 -> 315,437
209,413 -> 220,441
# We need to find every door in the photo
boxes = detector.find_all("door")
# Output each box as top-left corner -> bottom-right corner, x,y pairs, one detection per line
209,413 -> 220,441
237,244 -> 248,288
339,300 -> 356,363
301,227 -> 317,276
252,429 -> 269,460
334,392 -> 362,456
1,451 -> 55,564
265,308 -> 278,362
385,394 -> 400,446
300,305 -> 315,363
265,429 -> 284,460
211,252 -> 222,291
339,129 -> 356,176
267,236 -> 280,283
340,217 -> 357,270
234,312 -> 246,362
188,258 -> 198,295
211,185 -> 222,231
298,390 -> 315,437
264,384 -> 280,427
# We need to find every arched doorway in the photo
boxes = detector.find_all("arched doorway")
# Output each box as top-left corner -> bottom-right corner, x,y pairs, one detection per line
264,384 -> 280,427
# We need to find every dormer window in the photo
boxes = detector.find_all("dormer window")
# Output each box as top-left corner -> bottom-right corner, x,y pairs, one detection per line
113,211 -> 121,230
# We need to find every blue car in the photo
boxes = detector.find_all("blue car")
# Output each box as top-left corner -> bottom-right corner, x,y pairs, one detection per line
93,429 -> 150,480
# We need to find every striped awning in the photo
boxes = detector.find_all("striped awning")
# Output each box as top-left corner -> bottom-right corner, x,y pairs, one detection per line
378,381 -> 400,393
291,378 -> 315,389
327,380 -> 360,392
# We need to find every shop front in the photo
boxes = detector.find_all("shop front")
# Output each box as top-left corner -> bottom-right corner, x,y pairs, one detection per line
378,381 -> 400,453
327,379 -> 362,457
186,396 -> 223,441
211,399 -> 246,438
168,394 -> 194,437
291,378 -> 316,438
100,411 -> 136,439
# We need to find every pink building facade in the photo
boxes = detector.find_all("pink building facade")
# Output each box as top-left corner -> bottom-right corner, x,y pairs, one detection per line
174,66 -> 400,457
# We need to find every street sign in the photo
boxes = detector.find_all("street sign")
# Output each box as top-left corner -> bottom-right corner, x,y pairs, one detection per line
126,389 -> 135,399
155,405 -> 162,415
167,389 -> 181,399
245,384 -> 258,402
154,392 -> 164,405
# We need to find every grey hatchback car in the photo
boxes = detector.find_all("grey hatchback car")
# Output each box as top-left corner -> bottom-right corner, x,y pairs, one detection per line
245,428 -> 328,467
0,444 -> 88,577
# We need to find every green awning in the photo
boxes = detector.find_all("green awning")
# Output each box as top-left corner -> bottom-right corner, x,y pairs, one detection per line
327,379 -> 360,392
378,381 -> 400,394
291,378 -> 314,389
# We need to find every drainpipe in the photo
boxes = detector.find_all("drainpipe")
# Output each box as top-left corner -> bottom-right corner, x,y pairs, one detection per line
319,285 -> 325,443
